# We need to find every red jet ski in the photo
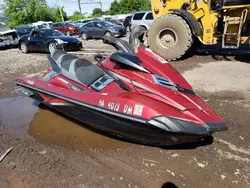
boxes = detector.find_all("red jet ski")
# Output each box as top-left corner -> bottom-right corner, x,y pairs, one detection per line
14,37 -> 228,146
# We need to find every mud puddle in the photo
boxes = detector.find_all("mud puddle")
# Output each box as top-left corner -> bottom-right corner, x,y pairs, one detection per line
29,108 -> 128,150
0,97 -> 38,135
0,97 -> 128,150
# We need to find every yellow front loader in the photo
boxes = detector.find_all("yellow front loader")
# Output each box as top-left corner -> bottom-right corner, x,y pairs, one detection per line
131,0 -> 250,60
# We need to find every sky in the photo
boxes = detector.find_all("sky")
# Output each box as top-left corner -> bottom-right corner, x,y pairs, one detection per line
0,0 -> 114,16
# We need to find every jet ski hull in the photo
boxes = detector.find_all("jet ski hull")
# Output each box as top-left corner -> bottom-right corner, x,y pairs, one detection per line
17,85 -> 212,146
47,104 -> 210,146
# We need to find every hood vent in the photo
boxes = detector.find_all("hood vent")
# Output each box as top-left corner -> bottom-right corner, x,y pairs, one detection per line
153,75 -> 195,95
153,75 -> 176,90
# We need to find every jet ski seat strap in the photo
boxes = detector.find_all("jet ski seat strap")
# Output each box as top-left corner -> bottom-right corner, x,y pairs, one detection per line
51,50 -> 105,86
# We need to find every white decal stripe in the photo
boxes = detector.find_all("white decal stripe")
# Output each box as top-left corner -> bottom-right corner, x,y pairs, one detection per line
15,81 -> 148,124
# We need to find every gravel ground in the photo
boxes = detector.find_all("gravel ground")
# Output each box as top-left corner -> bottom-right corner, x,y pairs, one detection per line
0,38 -> 250,188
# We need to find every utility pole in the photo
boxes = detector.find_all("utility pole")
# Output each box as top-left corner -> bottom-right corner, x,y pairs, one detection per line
80,0 -> 103,10
99,1 -> 102,10
57,0 -> 64,22
78,0 -> 82,15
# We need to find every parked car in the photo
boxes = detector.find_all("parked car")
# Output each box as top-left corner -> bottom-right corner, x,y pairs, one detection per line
80,19 -> 93,24
0,22 -> 18,49
123,16 -> 132,32
15,25 -> 35,37
107,19 -> 123,26
51,22 -> 79,36
79,21 -> 126,40
19,29 -> 82,53
33,21 -> 53,28
118,19 -> 124,25
131,11 -> 154,30
72,22 -> 85,28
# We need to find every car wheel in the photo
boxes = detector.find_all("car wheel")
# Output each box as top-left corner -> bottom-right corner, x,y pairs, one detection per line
66,31 -> 71,36
81,33 -> 87,40
48,42 -> 57,53
105,31 -> 112,38
20,42 -> 29,53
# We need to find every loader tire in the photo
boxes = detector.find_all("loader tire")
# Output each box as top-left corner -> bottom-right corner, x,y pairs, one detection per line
148,14 -> 193,61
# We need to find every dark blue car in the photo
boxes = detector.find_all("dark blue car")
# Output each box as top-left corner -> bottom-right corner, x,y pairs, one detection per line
19,29 -> 82,53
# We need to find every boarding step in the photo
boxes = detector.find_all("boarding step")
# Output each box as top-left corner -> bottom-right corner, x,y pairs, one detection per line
222,9 -> 248,49
225,33 -> 238,36
223,45 -> 239,49
224,17 -> 241,24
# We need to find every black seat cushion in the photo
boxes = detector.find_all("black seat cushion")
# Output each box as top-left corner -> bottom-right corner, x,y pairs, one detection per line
51,50 -> 67,62
50,50 -> 104,86
75,65 -> 104,86
60,54 -> 78,71
74,59 -> 93,70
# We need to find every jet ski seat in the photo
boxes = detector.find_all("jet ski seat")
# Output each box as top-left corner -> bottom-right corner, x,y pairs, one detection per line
51,50 -> 104,86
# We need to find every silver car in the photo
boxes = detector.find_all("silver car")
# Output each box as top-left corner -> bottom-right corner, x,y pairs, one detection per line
131,11 -> 154,30
79,21 -> 126,40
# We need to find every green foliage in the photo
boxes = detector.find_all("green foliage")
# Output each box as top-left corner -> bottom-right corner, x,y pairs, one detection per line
0,0 -> 68,26
53,6 -> 68,22
109,0 -> 151,15
132,0 -> 151,11
109,0 -> 120,15
92,8 -> 104,17
69,11 -> 84,21
0,0 -> 151,26
1,0 -> 55,26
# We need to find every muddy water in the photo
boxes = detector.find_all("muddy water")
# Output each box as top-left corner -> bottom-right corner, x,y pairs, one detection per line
0,97 -> 38,135
0,97 -> 128,150
29,108 -> 128,150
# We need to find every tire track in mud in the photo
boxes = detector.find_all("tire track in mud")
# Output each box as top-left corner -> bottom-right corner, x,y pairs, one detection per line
212,138 -> 250,185
85,149 -> 163,188
215,138 -> 250,156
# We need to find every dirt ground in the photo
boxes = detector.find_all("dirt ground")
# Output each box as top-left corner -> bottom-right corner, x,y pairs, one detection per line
0,39 -> 250,188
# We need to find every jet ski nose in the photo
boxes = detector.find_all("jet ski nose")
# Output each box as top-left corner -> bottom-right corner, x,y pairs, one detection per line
204,122 -> 228,133
147,116 -> 228,135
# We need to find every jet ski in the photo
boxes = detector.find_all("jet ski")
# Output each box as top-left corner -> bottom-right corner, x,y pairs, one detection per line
14,37 -> 228,146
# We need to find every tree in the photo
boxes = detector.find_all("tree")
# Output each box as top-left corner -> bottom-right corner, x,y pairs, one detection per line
1,0 -> 54,26
132,0 -> 151,11
69,11 -> 84,21
109,0 -> 151,15
109,0 -> 120,15
92,8 -> 104,17
53,6 -> 68,22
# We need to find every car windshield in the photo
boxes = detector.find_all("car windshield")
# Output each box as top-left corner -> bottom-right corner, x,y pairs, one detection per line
65,23 -> 74,27
82,20 -> 91,23
40,29 -> 64,37
100,21 -> 113,27
0,23 -> 12,33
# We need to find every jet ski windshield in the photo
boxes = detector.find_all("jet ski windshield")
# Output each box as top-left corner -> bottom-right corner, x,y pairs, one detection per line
110,52 -> 151,73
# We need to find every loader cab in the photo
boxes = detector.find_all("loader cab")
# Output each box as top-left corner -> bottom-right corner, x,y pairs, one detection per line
222,0 -> 250,7
210,0 -> 225,10
210,0 -> 250,10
